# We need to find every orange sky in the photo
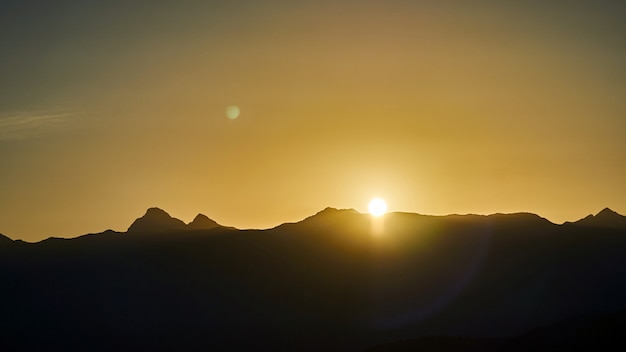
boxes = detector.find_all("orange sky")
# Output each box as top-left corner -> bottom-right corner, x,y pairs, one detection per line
1,0 -> 625,241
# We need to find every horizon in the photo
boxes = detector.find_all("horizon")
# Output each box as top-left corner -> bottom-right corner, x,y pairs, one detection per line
3,192 -> 626,351
2,205 -> 623,242
1,0 -> 625,241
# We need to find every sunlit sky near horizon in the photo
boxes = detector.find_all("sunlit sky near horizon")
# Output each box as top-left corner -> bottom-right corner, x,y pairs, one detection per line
1,0 -> 625,241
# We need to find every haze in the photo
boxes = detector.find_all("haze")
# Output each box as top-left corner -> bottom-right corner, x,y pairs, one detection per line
1,0 -> 625,241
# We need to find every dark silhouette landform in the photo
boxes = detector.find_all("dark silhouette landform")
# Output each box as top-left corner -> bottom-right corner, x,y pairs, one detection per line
2,207 -> 626,351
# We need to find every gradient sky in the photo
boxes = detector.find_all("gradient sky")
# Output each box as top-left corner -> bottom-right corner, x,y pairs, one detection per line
1,0 -> 625,241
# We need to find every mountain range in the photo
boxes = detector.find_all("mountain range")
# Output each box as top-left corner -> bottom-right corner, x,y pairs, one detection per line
127,207 -> 223,233
1,207 -> 626,351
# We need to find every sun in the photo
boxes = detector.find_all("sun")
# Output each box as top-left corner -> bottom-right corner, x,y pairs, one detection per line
368,198 -> 388,217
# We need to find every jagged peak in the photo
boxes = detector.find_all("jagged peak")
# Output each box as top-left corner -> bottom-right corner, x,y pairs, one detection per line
572,207 -> 626,229
192,213 -> 209,221
596,207 -> 622,217
144,207 -> 172,218
188,213 -> 220,230
127,207 -> 187,233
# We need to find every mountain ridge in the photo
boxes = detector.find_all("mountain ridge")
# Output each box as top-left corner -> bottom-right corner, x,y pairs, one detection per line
568,207 -> 626,229
127,207 -> 224,234
1,207 -> 624,243
187,213 -> 220,230
2,206 -> 626,351
0,233 -> 12,244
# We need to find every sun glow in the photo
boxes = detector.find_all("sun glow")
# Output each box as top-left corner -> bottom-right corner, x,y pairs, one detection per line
368,198 -> 388,217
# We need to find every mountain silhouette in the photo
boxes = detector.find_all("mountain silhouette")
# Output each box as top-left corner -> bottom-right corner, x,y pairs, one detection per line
187,213 -> 221,230
127,208 -> 224,234
127,207 -> 188,233
572,207 -> 626,229
0,233 -> 12,245
1,207 -> 626,351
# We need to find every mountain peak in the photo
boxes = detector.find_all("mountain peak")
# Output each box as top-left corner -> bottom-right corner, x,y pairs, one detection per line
294,207 -> 361,225
188,214 -> 220,230
573,208 -> 626,229
317,207 -> 339,215
315,207 -> 359,216
596,207 -> 620,217
127,208 -> 187,234
145,207 -> 170,217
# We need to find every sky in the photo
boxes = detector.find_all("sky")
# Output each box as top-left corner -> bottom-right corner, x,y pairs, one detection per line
1,0 -> 625,241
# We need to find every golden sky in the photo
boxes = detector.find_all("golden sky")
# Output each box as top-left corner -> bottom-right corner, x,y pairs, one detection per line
1,0 -> 625,241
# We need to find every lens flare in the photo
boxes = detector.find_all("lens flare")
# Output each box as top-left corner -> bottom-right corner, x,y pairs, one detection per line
226,105 -> 240,119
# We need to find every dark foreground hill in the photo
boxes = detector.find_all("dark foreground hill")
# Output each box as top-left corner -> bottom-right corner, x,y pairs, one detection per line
1,208 -> 626,351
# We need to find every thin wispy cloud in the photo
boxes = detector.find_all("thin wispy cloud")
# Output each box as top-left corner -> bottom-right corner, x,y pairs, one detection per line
0,110 -> 75,141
